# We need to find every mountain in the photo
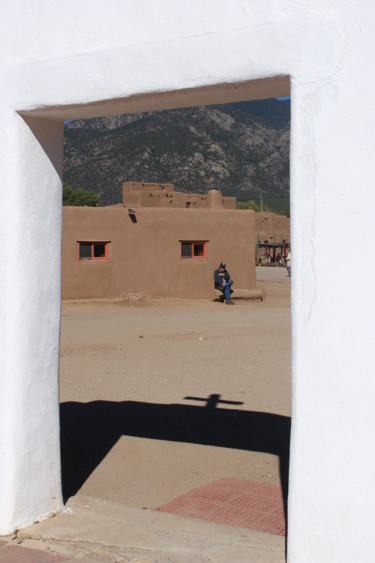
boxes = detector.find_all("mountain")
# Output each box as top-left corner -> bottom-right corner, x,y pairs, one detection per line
63,98 -> 290,206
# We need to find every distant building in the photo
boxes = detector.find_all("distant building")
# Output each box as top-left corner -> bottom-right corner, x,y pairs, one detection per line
62,182 -> 256,300
255,212 -> 290,264
122,181 -> 237,209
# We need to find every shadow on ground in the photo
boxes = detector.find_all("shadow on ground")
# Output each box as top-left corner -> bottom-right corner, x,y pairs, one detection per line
60,397 -> 290,520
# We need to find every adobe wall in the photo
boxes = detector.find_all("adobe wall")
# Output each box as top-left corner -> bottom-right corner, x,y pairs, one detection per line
62,206 -> 255,299
123,183 -> 236,209
256,212 -> 290,244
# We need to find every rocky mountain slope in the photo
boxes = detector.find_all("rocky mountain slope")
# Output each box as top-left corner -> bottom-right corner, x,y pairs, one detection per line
63,98 -> 290,206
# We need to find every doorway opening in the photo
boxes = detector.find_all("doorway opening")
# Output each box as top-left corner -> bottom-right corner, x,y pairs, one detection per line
24,76 -> 292,536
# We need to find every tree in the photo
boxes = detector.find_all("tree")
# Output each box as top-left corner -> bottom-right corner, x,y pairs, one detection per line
237,199 -> 260,211
237,197 -> 290,217
63,182 -> 98,206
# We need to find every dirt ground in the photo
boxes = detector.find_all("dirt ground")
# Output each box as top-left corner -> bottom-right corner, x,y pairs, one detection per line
59,267 -> 291,510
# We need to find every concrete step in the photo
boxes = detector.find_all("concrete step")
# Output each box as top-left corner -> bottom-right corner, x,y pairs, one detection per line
211,288 -> 264,302
16,494 -> 285,562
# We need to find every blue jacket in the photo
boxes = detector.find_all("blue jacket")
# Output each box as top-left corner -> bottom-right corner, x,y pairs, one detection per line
214,268 -> 230,289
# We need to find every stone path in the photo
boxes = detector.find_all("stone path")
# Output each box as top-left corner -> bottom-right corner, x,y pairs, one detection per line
157,477 -> 286,536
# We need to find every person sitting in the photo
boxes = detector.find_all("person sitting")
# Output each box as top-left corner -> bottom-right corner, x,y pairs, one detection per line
214,262 -> 234,304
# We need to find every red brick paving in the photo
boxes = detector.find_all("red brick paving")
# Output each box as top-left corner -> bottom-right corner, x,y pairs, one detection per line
156,478 -> 286,536
0,544 -> 70,562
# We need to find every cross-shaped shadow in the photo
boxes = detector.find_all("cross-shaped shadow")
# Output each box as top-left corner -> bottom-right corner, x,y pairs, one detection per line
184,393 -> 244,409
60,395 -> 291,523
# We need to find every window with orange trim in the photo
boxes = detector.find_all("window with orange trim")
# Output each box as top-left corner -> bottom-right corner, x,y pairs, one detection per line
78,242 -> 109,261
180,241 -> 207,260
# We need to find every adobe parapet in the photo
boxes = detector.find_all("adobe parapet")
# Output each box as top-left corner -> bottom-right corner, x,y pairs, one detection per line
122,182 -> 236,209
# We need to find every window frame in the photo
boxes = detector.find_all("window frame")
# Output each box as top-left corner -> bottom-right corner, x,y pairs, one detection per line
180,240 -> 208,261
78,241 -> 110,262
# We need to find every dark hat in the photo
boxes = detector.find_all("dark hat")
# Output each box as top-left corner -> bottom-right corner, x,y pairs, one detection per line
219,262 -> 226,268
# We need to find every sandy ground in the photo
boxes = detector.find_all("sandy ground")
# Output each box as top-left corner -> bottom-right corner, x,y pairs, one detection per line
59,267 -> 291,510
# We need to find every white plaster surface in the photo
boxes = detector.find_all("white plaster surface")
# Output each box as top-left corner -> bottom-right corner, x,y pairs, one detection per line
1,1 -> 375,560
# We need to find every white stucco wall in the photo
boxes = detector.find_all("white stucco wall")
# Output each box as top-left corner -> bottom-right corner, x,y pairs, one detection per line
1,1 -> 375,560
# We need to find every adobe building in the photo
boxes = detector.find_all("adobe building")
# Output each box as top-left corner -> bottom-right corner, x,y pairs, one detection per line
255,212 -> 290,263
62,182 -> 255,300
